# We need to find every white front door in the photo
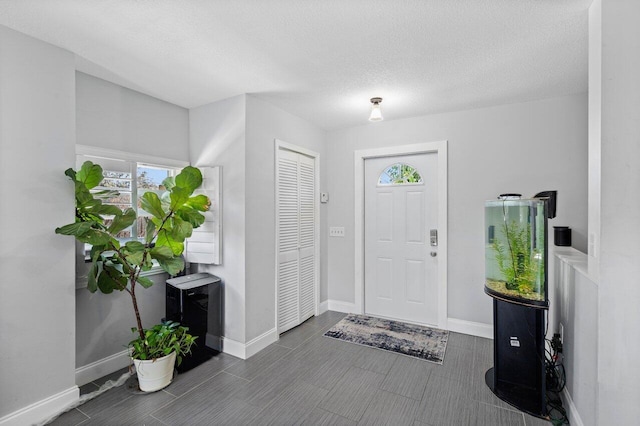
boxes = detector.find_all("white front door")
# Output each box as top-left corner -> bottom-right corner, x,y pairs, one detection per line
364,153 -> 439,325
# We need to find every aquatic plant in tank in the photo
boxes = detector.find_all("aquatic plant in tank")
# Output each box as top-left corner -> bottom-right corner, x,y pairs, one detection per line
485,197 -> 548,307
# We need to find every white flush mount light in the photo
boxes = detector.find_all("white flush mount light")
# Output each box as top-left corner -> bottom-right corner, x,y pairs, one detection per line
369,97 -> 383,122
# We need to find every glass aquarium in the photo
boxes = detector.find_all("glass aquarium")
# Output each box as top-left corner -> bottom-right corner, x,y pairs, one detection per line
485,197 -> 549,308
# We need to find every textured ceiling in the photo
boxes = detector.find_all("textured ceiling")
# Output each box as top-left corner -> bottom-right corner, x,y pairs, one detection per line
0,0 -> 591,130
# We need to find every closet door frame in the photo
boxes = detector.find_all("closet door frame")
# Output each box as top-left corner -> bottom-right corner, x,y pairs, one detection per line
275,139 -> 320,334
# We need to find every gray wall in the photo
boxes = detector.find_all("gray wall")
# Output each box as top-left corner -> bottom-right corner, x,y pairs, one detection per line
325,93 -> 588,325
189,94 -> 327,345
245,95 -> 327,342
75,73 -> 190,368
189,94 -> 248,343
76,72 -> 189,158
76,274 -> 168,368
0,26 -> 76,418
597,0 -> 640,422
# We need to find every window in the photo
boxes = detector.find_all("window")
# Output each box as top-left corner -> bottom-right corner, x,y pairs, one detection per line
77,153 -> 183,257
378,163 -> 423,185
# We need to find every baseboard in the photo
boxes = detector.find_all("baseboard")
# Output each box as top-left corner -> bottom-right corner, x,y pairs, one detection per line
447,317 -> 493,339
75,349 -> 131,386
221,337 -> 246,359
0,386 -> 79,426
246,328 -> 278,358
318,300 -> 329,314
327,299 -> 358,314
561,387 -> 584,426
222,327 -> 278,360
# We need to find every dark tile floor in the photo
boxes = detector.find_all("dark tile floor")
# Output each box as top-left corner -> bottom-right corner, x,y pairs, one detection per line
49,311 -> 550,425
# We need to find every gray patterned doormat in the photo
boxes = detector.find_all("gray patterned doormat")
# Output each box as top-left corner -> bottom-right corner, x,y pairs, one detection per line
324,314 -> 448,364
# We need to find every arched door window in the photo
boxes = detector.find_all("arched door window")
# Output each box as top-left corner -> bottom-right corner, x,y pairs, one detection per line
377,163 -> 423,185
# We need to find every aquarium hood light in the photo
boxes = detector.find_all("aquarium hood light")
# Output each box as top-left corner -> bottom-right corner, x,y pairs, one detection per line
497,191 -> 557,219
534,190 -> 557,219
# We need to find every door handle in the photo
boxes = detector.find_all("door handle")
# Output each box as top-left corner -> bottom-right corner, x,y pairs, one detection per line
430,252 -> 437,257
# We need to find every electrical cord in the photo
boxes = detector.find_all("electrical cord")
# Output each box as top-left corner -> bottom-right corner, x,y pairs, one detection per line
545,333 -> 569,425
38,370 -> 132,425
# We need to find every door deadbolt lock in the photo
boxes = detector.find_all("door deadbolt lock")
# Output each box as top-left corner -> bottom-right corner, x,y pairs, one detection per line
430,252 -> 437,257
430,229 -> 438,246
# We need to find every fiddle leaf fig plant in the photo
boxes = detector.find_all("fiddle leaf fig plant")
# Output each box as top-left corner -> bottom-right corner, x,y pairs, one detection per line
56,161 -> 211,362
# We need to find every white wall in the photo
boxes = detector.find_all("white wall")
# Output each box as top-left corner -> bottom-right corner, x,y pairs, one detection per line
597,0 -> 640,422
0,26 -> 77,422
74,73 -> 190,371
189,95 -> 247,344
588,0 -> 601,260
550,247 -> 597,426
326,94 -> 588,326
245,95 -> 327,342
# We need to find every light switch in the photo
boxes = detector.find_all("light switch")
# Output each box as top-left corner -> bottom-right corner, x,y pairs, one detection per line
320,192 -> 329,203
329,227 -> 345,237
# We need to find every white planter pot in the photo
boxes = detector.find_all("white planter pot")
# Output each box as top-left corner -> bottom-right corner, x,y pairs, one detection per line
132,351 -> 176,392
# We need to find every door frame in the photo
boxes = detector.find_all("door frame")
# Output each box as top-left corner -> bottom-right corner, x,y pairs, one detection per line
274,139 -> 321,333
354,140 -> 448,329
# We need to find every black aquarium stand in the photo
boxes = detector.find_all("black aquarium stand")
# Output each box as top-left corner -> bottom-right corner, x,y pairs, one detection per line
486,298 -> 547,419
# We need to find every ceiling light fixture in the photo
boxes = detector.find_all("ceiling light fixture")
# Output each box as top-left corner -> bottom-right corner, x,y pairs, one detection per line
369,97 -> 383,122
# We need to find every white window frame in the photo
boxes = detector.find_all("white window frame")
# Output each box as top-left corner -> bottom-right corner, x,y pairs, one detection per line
75,145 -> 189,284
377,162 -> 425,186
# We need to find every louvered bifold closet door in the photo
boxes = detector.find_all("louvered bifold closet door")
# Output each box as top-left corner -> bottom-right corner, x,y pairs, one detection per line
298,154 -> 316,322
276,148 -> 316,334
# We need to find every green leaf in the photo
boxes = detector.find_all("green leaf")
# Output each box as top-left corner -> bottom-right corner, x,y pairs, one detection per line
108,208 -> 136,234
150,245 -> 184,275
176,205 -> 206,228
123,240 -> 145,265
149,245 -> 173,261
55,222 -> 92,237
140,192 -> 166,220
76,161 -> 104,190
142,252 -> 154,271
97,264 -> 128,294
136,276 -> 154,289
124,240 -> 145,252
162,176 -> 175,191
186,194 -> 211,212
160,191 -> 172,211
144,218 -> 156,244
90,203 -> 123,217
64,168 -> 77,181
76,228 -> 113,246
87,262 -> 99,293
170,216 -> 193,242
90,245 -> 107,262
169,187 -> 189,211
78,198 -> 101,210
175,166 -> 202,194
96,271 -> 116,294
156,256 -> 185,276
156,229 -> 184,256
124,253 -> 143,267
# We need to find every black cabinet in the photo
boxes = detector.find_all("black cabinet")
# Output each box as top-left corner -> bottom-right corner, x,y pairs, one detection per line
166,273 -> 222,373
486,299 -> 546,417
